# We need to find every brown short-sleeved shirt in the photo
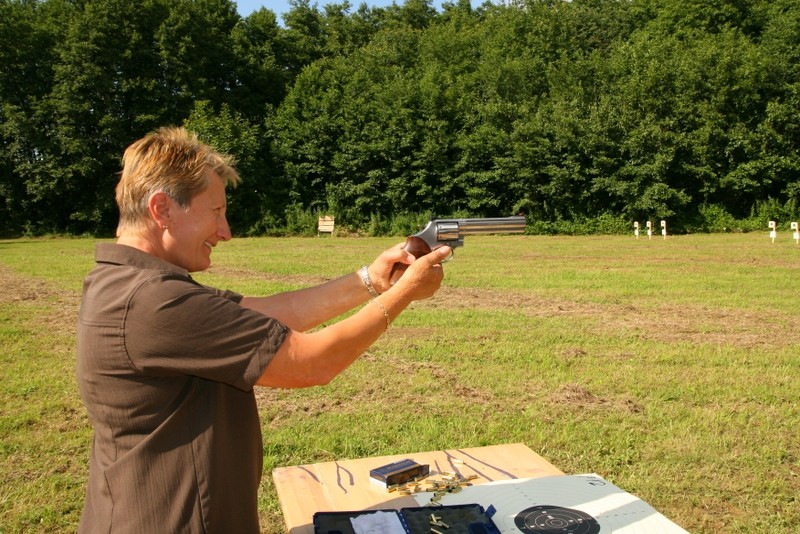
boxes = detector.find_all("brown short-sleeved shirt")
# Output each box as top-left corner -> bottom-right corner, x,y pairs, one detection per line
76,243 -> 289,533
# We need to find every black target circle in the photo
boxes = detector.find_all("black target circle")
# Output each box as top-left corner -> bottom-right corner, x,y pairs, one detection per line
514,505 -> 600,534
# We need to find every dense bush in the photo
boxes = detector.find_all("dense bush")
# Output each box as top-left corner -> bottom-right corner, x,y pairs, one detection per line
2,0 -> 798,237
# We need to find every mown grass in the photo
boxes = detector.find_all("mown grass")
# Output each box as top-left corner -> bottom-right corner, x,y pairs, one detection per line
0,234 -> 798,533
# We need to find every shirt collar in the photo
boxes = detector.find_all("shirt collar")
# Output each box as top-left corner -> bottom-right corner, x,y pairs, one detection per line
95,242 -> 189,278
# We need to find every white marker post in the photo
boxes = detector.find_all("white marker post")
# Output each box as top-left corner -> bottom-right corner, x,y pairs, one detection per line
792,222 -> 799,244
769,220 -> 777,243
634,221 -> 639,239
661,220 -> 667,240
646,221 -> 652,240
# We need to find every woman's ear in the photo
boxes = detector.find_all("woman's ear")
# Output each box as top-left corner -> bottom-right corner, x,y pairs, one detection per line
148,192 -> 172,230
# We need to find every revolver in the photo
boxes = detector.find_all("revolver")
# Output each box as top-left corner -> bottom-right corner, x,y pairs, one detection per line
393,216 -> 526,273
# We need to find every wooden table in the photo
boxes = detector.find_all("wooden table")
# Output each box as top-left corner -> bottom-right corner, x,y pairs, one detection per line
272,443 -> 564,534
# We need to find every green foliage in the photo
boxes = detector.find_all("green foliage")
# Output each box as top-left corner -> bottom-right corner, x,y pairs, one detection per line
283,202 -> 319,236
747,197 -> 800,229
526,213 -> 630,236
389,212 -> 432,236
185,100 -> 285,235
2,0 -> 800,236
687,203 -> 739,233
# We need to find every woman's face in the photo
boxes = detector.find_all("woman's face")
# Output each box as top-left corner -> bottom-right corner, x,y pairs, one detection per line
163,173 -> 231,272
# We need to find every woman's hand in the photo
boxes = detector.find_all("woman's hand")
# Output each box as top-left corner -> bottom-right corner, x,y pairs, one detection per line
388,244 -> 450,301
365,242 -> 416,294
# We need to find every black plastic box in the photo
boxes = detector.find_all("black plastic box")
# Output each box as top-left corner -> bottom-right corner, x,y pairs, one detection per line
313,503 -> 500,534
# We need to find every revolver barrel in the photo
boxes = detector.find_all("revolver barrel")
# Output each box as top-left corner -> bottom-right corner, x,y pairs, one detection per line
439,216 -> 527,239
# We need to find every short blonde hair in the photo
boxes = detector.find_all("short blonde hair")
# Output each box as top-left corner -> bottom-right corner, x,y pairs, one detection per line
115,127 -> 240,233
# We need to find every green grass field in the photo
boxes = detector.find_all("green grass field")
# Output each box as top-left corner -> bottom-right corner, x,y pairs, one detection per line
1,234 -> 798,533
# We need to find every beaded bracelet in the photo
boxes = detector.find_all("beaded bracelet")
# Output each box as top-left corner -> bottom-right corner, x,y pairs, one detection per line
371,299 -> 391,331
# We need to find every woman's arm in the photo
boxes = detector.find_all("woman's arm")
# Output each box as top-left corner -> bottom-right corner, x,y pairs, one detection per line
255,245 -> 450,388
239,243 -> 414,331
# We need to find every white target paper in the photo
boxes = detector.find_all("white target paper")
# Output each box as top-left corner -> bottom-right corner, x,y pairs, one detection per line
413,474 -> 689,533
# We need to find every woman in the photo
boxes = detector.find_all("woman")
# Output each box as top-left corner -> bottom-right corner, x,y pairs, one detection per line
76,127 -> 450,533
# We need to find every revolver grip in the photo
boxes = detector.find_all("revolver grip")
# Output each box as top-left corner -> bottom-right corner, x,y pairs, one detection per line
402,235 -> 433,258
389,236 -> 433,279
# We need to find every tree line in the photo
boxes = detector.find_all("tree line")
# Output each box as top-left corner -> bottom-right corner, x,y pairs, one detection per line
2,0 -> 799,237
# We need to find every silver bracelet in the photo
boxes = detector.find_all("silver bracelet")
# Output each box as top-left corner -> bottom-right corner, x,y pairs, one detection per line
358,265 -> 380,298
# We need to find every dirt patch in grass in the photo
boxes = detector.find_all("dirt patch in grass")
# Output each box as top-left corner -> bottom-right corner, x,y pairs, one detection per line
205,264 -> 331,287
0,265 -> 80,337
550,383 -> 644,414
200,267 -> 800,351
253,350 -> 499,426
419,286 -> 798,350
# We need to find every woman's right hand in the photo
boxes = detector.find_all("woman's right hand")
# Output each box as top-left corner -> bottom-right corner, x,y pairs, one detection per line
391,245 -> 450,301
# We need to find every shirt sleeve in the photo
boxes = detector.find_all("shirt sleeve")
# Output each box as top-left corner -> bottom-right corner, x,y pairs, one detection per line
122,273 -> 290,391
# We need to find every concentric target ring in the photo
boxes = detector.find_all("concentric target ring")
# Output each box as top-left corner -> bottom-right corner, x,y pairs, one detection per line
514,505 -> 601,534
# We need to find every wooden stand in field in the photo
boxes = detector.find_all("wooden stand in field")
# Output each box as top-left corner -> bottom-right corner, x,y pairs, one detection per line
317,215 -> 335,236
